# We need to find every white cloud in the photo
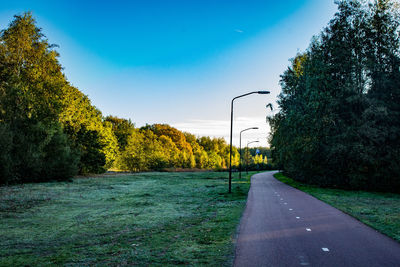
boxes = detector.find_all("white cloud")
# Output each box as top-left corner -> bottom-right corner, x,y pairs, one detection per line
172,116 -> 271,148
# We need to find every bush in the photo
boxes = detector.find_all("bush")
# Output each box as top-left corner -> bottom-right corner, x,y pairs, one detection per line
0,121 -> 79,184
75,127 -> 106,174
245,163 -> 275,172
0,124 -> 13,183
40,124 -> 80,180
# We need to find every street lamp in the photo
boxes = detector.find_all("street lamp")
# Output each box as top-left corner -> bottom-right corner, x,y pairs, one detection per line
229,90 -> 270,193
246,140 -> 259,174
239,127 -> 258,179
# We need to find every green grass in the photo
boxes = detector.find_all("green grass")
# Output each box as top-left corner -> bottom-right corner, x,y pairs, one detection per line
0,171 -> 258,266
274,172 -> 400,242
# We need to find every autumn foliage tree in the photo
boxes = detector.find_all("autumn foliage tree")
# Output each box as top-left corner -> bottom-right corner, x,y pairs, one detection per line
118,124 -> 239,172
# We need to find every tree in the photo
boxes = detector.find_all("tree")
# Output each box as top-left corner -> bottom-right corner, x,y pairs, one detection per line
184,132 -> 207,168
361,0 -> 400,190
0,13 -> 79,183
269,0 -> 400,192
144,124 -> 195,168
122,129 -> 145,171
0,12 -> 67,124
105,116 -> 135,151
59,85 -> 119,172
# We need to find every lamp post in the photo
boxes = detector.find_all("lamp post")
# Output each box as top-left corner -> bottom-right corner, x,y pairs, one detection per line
246,140 -> 259,174
229,90 -> 270,193
239,127 -> 258,179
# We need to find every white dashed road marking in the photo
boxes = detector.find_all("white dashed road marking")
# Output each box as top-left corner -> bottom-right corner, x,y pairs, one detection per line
296,217 -> 300,219
284,202 -> 287,205
322,248 -> 329,252
298,255 -> 310,266
289,208 -> 293,211
306,228 -> 312,232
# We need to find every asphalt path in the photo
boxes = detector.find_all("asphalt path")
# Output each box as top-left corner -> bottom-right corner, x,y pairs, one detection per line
234,171 -> 400,267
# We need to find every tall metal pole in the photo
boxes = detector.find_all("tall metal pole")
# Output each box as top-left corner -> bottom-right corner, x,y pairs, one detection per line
229,99 -> 234,193
228,91 -> 270,193
239,127 -> 258,179
246,144 -> 248,175
239,132 -> 241,179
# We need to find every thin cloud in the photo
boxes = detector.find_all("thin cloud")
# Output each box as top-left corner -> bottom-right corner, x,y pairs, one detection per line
172,117 -> 270,147
235,29 -> 244,33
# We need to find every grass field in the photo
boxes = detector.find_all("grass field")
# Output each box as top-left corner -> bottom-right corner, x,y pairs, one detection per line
274,173 -> 400,242
0,171 -> 258,266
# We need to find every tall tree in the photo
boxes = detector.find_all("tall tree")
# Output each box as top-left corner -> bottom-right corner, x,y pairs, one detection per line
0,13 -> 79,183
269,0 -> 400,192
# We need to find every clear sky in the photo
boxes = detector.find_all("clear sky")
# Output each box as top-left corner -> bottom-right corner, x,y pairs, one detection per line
0,0 -> 337,147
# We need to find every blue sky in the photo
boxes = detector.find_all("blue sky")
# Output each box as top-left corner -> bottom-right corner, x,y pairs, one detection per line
0,0 -> 337,147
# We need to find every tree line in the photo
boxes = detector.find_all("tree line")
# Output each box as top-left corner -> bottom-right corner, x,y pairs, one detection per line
107,119 -> 241,172
269,0 -> 400,192
240,147 -> 272,171
0,13 -> 255,184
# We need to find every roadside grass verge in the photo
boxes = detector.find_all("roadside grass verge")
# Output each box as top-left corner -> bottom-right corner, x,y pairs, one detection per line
0,171 -> 257,266
274,172 -> 400,242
